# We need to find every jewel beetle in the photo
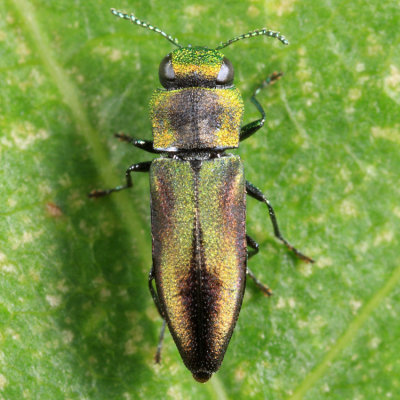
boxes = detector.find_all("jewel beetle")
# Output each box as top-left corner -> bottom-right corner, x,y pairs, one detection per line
89,9 -> 314,383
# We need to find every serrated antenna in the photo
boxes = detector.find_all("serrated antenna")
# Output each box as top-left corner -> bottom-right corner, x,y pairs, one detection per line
216,28 -> 289,50
111,8 -> 182,48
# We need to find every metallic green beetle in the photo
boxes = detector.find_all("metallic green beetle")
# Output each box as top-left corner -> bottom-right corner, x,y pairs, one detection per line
90,9 -> 314,383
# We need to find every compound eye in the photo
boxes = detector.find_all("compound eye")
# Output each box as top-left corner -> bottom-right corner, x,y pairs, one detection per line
159,54 -> 175,88
216,57 -> 234,86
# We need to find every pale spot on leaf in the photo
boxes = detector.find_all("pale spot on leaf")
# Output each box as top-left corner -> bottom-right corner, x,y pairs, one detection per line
46,294 -> 62,307
93,45 -> 122,62
339,199 -> 358,216
367,34 -> 383,55
167,386 -> 184,400
384,65 -> 400,89
1,263 -> 17,274
373,229 -> 394,246
288,297 -> 296,308
22,231 -> 34,244
16,40 -> 31,63
317,256 -> 333,268
62,330 -> 74,344
10,122 -> 49,150
272,0 -> 297,16
276,297 -> 286,309
368,337 -> 381,349
371,125 -> 400,145
350,299 -> 363,314
348,88 -> 362,101
298,319 -> 307,329
235,365 -> 246,381
393,206 -> 400,218
56,279 -> 69,293
184,5 -> 208,16
323,383 -> 330,392
0,374 -> 7,390
38,183 -> 52,196
247,5 -> 260,17
310,315 -> 326,334
298,46 -> 306,56
299,263 -> 313,277
100,287 -> 111,300
356,63 -> 365,72
7,197 -> 17,207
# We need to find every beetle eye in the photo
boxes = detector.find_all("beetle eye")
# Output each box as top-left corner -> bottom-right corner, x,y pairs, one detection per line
216,57 -> 234,86
159,54 -> 175,88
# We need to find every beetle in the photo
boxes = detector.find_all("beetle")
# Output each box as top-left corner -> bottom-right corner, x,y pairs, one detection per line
89,9 -> 314,383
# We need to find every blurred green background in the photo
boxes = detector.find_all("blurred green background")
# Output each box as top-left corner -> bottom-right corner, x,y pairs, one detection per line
1,0 -> 399,399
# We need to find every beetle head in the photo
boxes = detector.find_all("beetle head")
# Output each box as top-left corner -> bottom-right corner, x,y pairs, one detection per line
110,8 -> 289,79
159,47 -> 234,89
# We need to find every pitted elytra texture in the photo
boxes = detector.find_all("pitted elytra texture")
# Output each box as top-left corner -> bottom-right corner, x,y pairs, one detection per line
150,156 -> 246,376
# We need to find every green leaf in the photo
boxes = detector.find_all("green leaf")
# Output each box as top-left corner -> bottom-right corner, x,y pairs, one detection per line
1,0 -> 399,399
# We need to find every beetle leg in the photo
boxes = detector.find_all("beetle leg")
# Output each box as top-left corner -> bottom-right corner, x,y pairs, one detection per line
239,72 -> 283,142
114,132 -> 160,154
88,161 -> 151,198
149,265 -> 167,363
247,268 -> 272,297
148,264 -> 164,318
246,234 -> 259,259
155,320 -> 167,364
246,180 -> 315,263
246,234 -> 272,296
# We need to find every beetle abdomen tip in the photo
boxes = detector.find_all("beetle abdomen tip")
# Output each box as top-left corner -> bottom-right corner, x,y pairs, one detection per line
192,370 -> 212,383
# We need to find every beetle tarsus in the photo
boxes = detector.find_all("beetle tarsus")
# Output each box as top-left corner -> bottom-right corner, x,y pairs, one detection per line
149,266 -> 167,364
114,133 -> 159,154
247,268 -> 273,296
254,71 -> 283,95
148,265 -> 164,317
239,71 -> 283,142
155,320 -> 166,364
88,161 -> 152,198
88,186 -> 127,198
88,189 -> 107,198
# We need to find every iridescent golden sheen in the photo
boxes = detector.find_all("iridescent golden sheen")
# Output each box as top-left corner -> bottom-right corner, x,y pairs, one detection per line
172,47 -> 224,80
197,158 -> 246,356
150,159 -> 196,353
150,155 -> 247,377
150,87 -> 244,150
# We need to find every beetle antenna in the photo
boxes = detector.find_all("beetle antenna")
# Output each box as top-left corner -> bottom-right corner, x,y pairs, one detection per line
215,28 -> 289,50
111,8 -> 182,48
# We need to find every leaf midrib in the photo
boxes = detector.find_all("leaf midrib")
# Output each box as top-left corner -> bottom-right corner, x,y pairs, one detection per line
9,0 -> 150,262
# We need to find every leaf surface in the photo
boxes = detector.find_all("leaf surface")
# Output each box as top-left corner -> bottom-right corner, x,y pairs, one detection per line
1,0 -> 399,398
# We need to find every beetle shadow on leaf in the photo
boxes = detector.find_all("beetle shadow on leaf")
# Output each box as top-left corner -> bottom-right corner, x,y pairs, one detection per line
47,133 -> 159,393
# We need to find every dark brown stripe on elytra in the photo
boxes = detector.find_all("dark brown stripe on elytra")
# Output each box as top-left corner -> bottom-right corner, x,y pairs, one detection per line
175,160 -> 225,375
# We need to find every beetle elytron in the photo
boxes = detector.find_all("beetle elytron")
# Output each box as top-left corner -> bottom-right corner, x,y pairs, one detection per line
90,9 -> 314,383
